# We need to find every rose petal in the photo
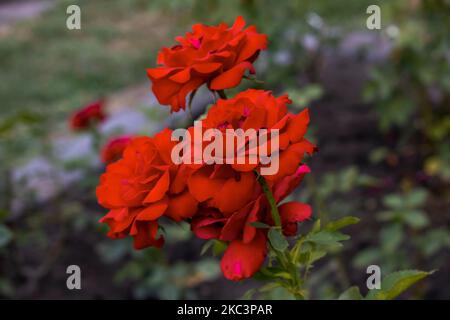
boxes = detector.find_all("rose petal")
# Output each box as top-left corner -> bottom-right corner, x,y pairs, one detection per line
220,231 -> 267,281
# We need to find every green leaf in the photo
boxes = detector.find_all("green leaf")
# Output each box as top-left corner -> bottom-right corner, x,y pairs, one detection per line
212,240 -> 227,256
353,248 -> 380,268
268,228 -> 289,252
380,224 -> 403,253
306,230 -> 350,247
249,221 -> 271,229
261,267 -> 293,280
325,216 -> 360,231
200,240 -> 214,256
405,189 -> 428,208
383,194 -> 404,209
297,250 -> 327,265
339,286 -> 363,300
402,210 -> 429,229
0,225 -> 12,247
287,84 -> 324,108
311,219 -> 321,233
365,270 -> 433,300
242,288 -> 256,300
0,209 -> 9,221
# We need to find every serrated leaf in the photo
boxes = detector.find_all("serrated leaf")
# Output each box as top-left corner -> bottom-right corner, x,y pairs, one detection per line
325,216 -> 360,231
339,286 -> 363,300
306,230 -> 350,247
365,270 -> 433,300
268,228 -> 289,252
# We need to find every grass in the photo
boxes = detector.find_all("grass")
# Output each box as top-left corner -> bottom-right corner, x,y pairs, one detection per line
0,0 -> 176,164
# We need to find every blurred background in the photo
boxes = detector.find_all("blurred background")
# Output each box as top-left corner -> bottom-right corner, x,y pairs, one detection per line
0,0 -> 449,299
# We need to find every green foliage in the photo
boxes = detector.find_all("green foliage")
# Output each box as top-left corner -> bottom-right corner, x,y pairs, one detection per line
268,229 -> 289,252
379,189 -> 429,229
353,188 -> 446,276
364,0 -> 450,181
287,84 -> 324,109
0,224 -> 13,248
365,270 -> 433,300
249,216 -> 358,299
338,286 -> 363,300
115,249 -> 220,299
340,270 -> 433,300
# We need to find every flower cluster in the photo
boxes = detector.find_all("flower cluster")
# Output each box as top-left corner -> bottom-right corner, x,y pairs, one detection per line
96,17 -> 317,281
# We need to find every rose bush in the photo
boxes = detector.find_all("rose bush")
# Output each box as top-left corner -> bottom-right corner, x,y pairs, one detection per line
95,16 -> 430,298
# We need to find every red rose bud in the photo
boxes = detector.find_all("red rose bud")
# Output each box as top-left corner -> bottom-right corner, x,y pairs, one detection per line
70,99 -> 106,131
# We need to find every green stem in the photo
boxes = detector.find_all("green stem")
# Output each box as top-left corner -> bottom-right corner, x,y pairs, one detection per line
256,174 -> 281,228
90,127 -> 102,153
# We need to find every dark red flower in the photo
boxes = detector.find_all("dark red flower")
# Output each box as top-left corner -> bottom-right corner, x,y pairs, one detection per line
96,129 -> 198,249
147,16 -> 267,112
101,135 -> 133,163
201,89 -> 316,180
70,100 -> 106,130
190,164 -> 312,281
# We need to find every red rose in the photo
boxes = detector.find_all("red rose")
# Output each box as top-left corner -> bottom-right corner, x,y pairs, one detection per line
101,135 -> 133,163
190,164 -> 312,280
147,16 -> 267,112
70,100 -> 106,130
96,129 -> 198,249
201,89 -> 316,180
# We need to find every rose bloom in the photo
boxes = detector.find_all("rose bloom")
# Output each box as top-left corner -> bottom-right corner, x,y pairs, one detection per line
201,89 -> 316,181
96,129 -> 198,249
147,16 -> 267,112
190,165 -> 312,281
101,135 -> 133,164
183,89 -> 316,280
70,100 -> 106,130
